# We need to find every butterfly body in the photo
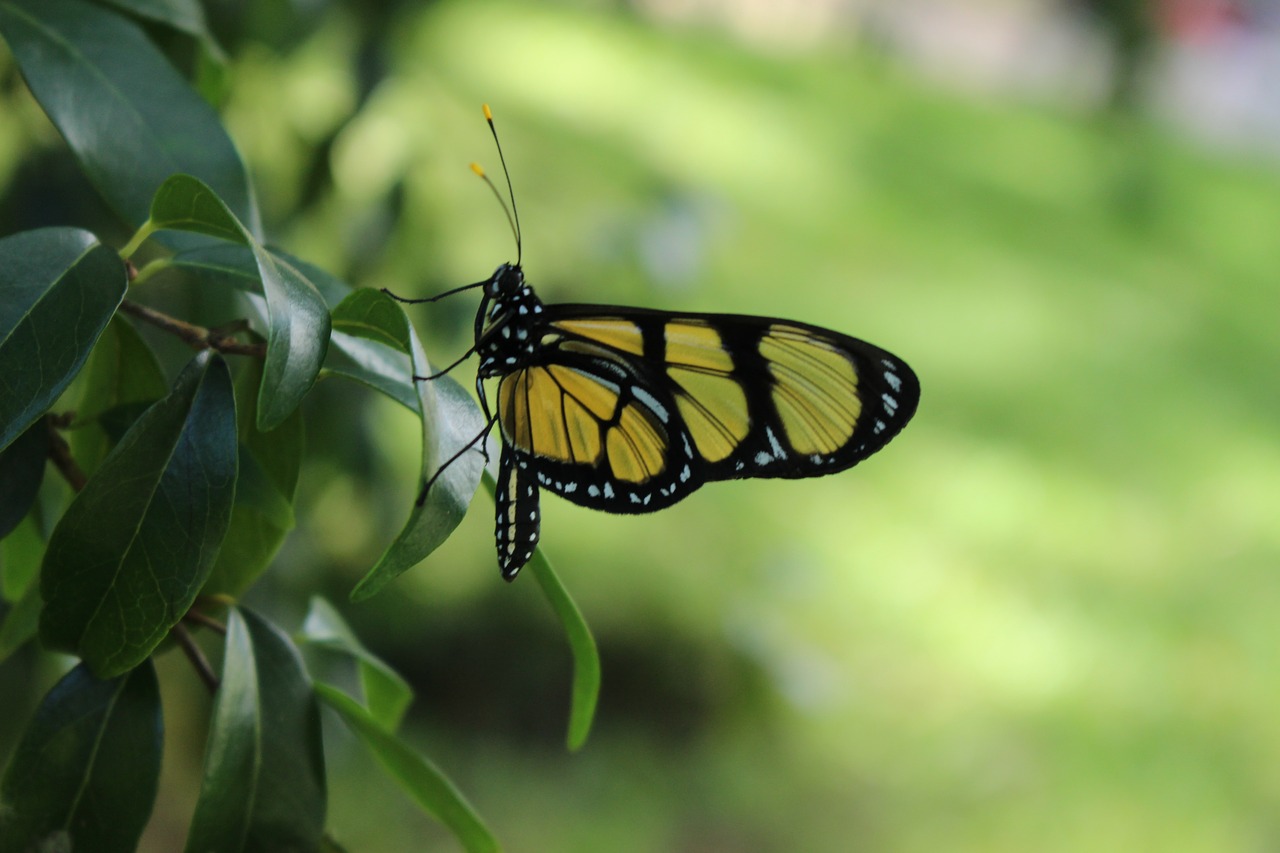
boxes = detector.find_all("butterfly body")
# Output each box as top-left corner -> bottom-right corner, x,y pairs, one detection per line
471,262 -> 920,579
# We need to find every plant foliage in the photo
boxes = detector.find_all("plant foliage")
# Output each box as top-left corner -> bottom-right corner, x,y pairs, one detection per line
0,1 -> 600,849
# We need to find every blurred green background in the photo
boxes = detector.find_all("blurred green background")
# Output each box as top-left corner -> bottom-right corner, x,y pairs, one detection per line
4,0 -> 1280,850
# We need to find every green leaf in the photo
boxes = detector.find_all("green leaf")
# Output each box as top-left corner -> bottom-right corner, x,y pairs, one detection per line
185,607 -> 326,853
1,513 -> 45,601
0,420 -> 48,540
0,227 -> 126,452
330,289 -> 413,351
73,314 -> 167,425
40,352 -> 237,677
350,321 -> 485,601
323,332 -> 418,412
150,175 -> 331,430
0,512 -> 46,660
298,597 -> 413,731
315,683 -> 500,853
203,360 -> 301,597
323,289 -> 420,411
169,244 -> 355,309
69,314 -> 168,476
481,472 -> 600,751
0,574 -> 41,662
0,661 -> 161,852
150,170 -> 250,244
96,0 -> 225,61
169,247 -> 404,416
0,0 -> 258,236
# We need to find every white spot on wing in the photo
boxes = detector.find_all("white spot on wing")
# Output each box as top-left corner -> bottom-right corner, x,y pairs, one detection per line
884,370 -> 901,392
631,386 -> 669,422
765,426 -> 786,460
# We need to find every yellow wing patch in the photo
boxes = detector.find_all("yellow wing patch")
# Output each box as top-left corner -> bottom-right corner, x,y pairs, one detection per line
607,402 -> 668,482
662,320 -> 750,462
663,320 -> 734,372
498,364 -> 670,478
553,318 -> 646,356
669,369 -> 748,463
759,325 -> 860,455
500,367 -> 614,464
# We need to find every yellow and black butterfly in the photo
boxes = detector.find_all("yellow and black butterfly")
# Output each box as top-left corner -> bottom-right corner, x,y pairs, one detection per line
393,106 -> 919,581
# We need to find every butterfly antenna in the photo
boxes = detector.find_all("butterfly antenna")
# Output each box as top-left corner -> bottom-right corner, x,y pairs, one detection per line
474,103 -> 522,265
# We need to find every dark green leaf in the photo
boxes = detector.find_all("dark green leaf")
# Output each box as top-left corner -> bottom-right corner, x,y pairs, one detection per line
350,323 -> 484,600
69,314 -> 167,476
202,360 -> 301,597
168,244 -> 354,309
0,0 -> 258,235
0,227 -> 125,452
40,353 -> 237,678
0,661 -> 161,852
315,684 -> 500,853
253,250 -> 331,430
298,597 -> 413,731
73,314 -> 167,424
0,574 -> 41,662
149,175 -> 331,430
317,283 -> 421,438
1,513 -> 45,601
96,0 -> 224,60
0,513 -> 45,660
0,420 -> 47,540
170,242 -> 261,288
323,331 -> 418,412
331,289 -> 413,351
185,607 -> 326,853
281,252 -> 355,309
150,170 -> 250,244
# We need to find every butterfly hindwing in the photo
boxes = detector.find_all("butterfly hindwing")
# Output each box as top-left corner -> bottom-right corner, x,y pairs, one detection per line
495,328 -> 704,513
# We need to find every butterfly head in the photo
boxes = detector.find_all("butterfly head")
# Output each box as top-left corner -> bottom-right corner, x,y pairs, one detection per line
477,262 -> 545,373
486,262 -> 525,298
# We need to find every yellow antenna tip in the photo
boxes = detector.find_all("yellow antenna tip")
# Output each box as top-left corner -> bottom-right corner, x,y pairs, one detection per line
470,162 -> 486,177
482,104 -> 493,121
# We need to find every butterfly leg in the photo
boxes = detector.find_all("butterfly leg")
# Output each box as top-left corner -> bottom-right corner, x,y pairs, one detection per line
494,450 -> 540,581
412,345 -> 476,382
415,412 -> 497,506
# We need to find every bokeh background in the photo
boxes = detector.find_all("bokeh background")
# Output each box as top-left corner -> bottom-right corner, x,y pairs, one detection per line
3,0 -> 1280,850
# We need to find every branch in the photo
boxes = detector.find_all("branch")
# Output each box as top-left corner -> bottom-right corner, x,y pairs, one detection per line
172,622 -> 220,694
119,299 -> 267,358
183,608 -> 228,636
45,413 -> 87,491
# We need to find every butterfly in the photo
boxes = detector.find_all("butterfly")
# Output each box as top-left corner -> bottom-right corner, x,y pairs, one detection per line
391,106 -> 920,581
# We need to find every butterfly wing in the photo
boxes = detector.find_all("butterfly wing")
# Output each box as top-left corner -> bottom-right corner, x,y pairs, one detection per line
494,305 -> 918,514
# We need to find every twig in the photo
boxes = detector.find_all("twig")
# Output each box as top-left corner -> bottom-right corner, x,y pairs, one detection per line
172,622 -> 220,694
183,608 -> 228,636
119,299 -> 267,358
45,414 -> 87,491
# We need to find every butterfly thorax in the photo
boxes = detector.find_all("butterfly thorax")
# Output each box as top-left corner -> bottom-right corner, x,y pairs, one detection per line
475,263 -> 547,378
